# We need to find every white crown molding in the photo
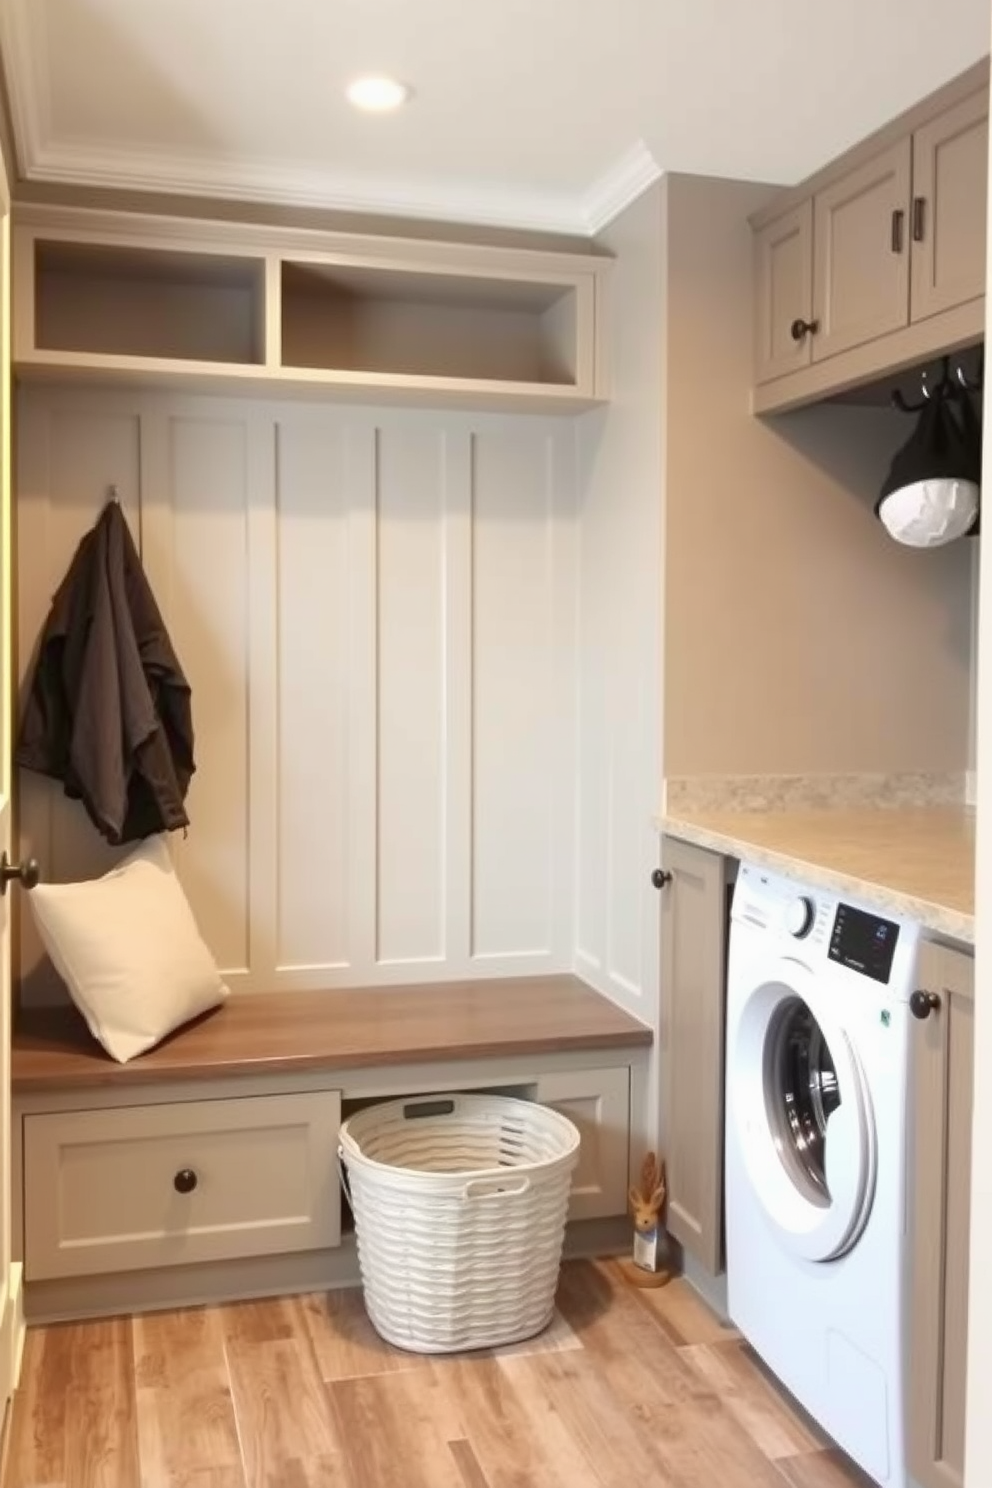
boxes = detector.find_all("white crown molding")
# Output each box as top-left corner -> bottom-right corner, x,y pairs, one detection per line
0,0 -> 51,177
1,0 -> 659,238
22,136 -> 603,236
580,140 -> 663,235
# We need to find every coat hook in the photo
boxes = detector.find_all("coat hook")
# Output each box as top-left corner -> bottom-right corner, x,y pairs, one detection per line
955,348 -> 985,395
106,484 -> 119,505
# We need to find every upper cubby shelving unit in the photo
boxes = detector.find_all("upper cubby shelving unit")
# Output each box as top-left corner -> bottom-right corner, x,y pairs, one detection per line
13,206 -> 612,414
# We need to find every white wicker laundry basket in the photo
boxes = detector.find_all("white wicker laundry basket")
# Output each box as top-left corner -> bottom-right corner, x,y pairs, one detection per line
338,1092 -> 580,1354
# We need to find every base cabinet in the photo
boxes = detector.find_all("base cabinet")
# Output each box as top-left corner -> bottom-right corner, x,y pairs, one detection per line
908,940 -> 974,1488
536,1066 -> 630,1222
659,835 -> 728,1275
14,1048 -> 643,1316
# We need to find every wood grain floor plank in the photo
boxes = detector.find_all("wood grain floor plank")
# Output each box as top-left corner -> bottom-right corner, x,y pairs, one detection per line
54,1318 -> 139,1488
299,1290 -> 421,1383
6,1326 -> 69,1488
628,1271 -> 741,1345
133,1307 -> 245,1488
6,1263 -> 864,1488
486,1307 -> 581,1359
329,1368 -> 464,1488
776,1447 -> 877,1487
554,1258 -> 719,1404
546,1264 -> 793,1488
678,1339 -> 822,1458
218,1298 -> 298,1346
221,1304 -> 350,1488
447,1439 -> 491,1488
438,1355 -> 603,1488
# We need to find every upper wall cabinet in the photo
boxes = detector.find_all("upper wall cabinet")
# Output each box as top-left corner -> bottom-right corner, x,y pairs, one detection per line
752,61 -> 989,414
12,207 -> 611,415
753,201 -> 813,383
811,140 -> 912,361
911,88 -> 990,323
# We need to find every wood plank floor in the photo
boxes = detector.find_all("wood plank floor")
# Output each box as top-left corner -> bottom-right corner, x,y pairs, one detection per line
6,1261 -> 875,1488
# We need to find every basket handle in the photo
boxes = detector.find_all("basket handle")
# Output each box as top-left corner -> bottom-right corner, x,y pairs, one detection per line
462,1174 -> 531,1200
402,1098 -> 457,1119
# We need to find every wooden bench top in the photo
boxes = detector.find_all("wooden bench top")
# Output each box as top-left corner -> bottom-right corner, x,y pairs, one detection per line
11,975 -> 652,1093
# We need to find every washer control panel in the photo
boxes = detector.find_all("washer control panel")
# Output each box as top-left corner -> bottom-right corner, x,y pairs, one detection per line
733,866 -> 833,947
731,862 -> 920,999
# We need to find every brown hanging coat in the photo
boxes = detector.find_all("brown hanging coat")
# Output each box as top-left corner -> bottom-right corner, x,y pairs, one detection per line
16,501 -> 195,845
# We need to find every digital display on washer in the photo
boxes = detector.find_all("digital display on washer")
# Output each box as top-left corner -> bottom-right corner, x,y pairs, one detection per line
828,903 -> 900,984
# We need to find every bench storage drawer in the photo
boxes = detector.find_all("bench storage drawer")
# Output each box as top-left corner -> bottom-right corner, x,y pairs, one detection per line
23,1089 -> 341,1280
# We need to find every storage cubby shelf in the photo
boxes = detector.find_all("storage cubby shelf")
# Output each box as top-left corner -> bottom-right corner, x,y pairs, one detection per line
13,211 -> 611,414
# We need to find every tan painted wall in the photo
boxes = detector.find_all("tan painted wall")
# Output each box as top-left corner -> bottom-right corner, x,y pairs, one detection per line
662,173 -> 974,779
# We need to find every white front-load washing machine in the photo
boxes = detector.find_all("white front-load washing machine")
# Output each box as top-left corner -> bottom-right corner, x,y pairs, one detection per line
725,861 -> 922,1488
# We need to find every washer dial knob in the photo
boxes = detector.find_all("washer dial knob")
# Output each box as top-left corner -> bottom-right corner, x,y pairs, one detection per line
784,895 -> 815,938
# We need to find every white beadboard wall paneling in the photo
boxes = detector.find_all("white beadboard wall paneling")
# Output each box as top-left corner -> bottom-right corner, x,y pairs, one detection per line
469,423 -> 577,966
15,390 -> 582,997
15,390 -> 143,1004
273,416 -> 354,975
375,425 -> 448,966
163,413 -> 252,977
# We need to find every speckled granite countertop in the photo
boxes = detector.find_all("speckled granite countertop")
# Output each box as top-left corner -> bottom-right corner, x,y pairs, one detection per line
659,806 -> 975,944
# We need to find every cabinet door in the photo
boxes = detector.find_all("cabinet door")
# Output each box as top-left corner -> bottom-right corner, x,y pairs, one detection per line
812,139 -> 912,360
660,836 -> 727,1274
910,90 -> 989,323
535,1066 -> 629,1222
753,200 -> 813,383
908,941 -> 973,1488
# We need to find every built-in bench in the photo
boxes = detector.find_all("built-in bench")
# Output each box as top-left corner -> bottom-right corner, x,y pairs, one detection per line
11,975 -> 652,1323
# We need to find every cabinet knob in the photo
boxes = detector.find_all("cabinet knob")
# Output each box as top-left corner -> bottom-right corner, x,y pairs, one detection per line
0,852 -> 40,894
910,989 -> 941,1021
174,1168 -> 198,1194
651,869 -> 673,890
790,317 -> 820,342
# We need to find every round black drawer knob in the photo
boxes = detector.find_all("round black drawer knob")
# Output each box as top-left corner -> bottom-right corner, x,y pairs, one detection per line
790,317 -> 820,342
910,990 -> 941,1021
0,853 -> 40,894
651,869 -> 673,890
174,1168 -> 198,1194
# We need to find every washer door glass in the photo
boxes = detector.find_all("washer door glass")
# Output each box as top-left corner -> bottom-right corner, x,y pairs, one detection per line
766,996 -> 840,1207
730,959 -> 876,1262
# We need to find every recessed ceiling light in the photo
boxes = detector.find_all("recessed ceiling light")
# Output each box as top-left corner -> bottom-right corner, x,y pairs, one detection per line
346,75 -> 410,112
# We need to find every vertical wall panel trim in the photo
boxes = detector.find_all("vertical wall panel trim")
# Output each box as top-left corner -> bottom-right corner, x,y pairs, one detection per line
444,429 -> 473,966
247,416 -> 278,982
349,421 -> 378,974
467,431 -> 478,957
549,427 -> 579,966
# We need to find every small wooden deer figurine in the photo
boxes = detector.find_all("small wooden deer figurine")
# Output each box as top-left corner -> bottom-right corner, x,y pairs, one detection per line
619,1151 -> 671,1289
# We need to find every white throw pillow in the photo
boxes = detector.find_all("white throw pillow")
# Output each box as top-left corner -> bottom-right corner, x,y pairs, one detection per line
28,835 -> 229,1062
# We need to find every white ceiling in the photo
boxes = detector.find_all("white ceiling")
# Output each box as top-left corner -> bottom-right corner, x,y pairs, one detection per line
2,0 -> 990,235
